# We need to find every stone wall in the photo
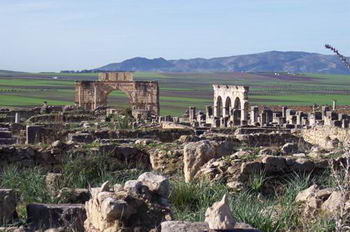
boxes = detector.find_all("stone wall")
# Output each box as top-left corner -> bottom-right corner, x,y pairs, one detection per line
300,126 -> 350,149
94,128 -> 194,143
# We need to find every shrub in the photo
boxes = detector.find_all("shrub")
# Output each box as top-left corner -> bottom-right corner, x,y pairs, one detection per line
61,152 -> 145,188
0,166 -> 51,204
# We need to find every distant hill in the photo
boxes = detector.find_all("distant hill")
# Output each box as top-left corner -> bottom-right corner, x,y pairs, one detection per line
95,51 -> 350,74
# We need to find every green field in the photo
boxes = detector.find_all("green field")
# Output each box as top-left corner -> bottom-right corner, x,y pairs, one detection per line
1,71 -> 350,116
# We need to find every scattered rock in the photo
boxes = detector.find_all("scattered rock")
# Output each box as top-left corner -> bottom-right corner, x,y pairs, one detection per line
27,203 -> 86,232
161,221 -> 209,232
137,172 -> 170,198
57,188 -> 90,204
0,189 -> 17,225
45,173 -> 63,195
281,143 -> 298,155
321,191 -> 349,215
205,194 -> 236,230
184,140 -> 235,182
84,173 -> 171,232
295,185 -> 318,203
177,135 -> 200,143
262,156 -> 287,173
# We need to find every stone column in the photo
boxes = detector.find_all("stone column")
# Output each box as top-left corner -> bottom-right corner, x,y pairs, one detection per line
332,100 -> 337,111
282,106 -> 288,118
15,113 -> 20,123
188,106 -> 196,122
241,101 -> 249,122
250,106 -> 259,125
206,106 -> 213,118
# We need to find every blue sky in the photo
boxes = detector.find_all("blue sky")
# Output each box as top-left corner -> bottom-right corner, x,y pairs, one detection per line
0,0 -> 349,72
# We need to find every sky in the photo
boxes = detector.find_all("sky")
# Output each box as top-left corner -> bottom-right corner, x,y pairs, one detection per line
0,0 -> 349,72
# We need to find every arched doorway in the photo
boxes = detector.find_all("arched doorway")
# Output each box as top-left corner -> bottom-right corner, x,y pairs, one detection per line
225,97 -> 232,116
233,97 -> 242,124
234,97 -> 241,110
106,90 -> 130,111
216,96 -> 223,117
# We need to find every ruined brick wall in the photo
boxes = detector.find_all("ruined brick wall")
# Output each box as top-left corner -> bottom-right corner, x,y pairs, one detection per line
75,72 -> 159,116
98,72 -> 133,81
300,126 -> 350,149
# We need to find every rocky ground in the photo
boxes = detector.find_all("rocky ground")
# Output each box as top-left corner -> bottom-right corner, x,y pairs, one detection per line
1,109 -> 350,231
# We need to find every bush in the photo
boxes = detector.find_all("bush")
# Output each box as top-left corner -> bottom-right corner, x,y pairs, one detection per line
0,166 -> 51,204
169,179 -> 227,221
61,152 -> 145,188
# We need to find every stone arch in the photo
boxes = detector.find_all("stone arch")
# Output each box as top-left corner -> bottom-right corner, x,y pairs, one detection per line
216,96 -> 223,117
225,97 -> 232,116
75,72 -> 159,117
103,87 -> 131,109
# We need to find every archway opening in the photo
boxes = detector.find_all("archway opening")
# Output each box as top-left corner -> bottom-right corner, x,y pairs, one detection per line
234,97 -> 241,109
233,97 -> 242,124
106,90 -> 130,113
216,96 -> 223,117
225,97 -> 232,116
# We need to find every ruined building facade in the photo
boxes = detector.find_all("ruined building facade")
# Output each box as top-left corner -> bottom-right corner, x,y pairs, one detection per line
185,85 -> 250,127
75,72 -> 159,119
182,85 -> 349,129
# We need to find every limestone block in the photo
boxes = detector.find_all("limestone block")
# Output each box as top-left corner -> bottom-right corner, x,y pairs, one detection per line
137,172 -> 170,198
0,189 -> 17,225
205,194 -> 236,230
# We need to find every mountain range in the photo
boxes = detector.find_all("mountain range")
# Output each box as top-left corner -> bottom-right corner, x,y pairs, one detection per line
95,51 -> 350,74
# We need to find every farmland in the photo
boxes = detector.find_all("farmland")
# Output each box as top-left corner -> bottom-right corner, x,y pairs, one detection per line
1,71 -> 350,116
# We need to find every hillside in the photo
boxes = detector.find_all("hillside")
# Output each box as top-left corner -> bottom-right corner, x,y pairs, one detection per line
95,51 -> 350,74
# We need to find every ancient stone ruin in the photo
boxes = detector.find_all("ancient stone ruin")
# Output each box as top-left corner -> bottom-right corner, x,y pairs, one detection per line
3,72 -> 350,232
179,84 -> 349,131
75,72 -> 159,119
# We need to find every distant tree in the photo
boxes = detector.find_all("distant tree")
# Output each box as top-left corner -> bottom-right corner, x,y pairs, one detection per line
325,44 -> 350,69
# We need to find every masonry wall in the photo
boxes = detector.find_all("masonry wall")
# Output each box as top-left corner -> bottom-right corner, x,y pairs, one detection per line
300,126 -> 350,148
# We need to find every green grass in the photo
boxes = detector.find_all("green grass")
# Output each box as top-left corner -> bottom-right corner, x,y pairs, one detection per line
169,172 -> 337,232
0,95 -> 71,106
1,72 -> 350,115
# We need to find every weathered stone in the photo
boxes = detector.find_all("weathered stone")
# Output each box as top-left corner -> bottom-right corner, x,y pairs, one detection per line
100,198 -> 132,221
212,85 -> 249,126
258,148 -> 274,156
161,221 -> 209,232
45,173 -> 63,194
262,156 -> 287,173
84,173 -> 171,232
123,180 -> 142,195
184,140 -> 235,182
295,185 -> 318,203
281,143 -> 298,154
177,135 -> 200,143
26,203 -> 86,231
290,158 -> 315,173
44,228 -> 65,232
57,188 -> 90,204
205,194 -> 236,230
26,125 -> 43,144
135,139 -> 155,146
321,191 -> 348,215
75,72 -> 159,118
240,161 -> 263,175
226,181 -> 243,192
51,140 -> 64,148
67,133 -> 94,144
0,189 -> 17,225
137,172 -> 170,198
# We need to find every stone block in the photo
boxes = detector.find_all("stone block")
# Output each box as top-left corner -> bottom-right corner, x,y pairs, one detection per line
26,203 -> 86,231
0,189 -> 17,225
